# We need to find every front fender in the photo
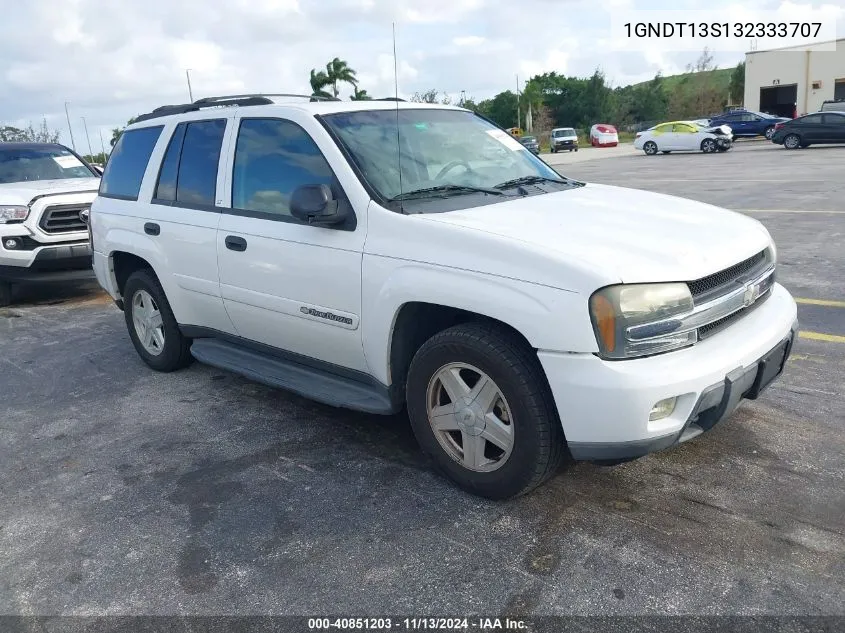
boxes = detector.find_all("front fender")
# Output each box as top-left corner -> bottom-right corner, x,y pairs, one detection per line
361,255 -> 598,385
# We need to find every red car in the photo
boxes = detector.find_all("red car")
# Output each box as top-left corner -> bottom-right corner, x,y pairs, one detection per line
590,124 -> 619,147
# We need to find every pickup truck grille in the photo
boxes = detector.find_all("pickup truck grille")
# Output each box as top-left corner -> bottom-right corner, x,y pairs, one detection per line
687,249 -> 769,301
39,203 -> 90,234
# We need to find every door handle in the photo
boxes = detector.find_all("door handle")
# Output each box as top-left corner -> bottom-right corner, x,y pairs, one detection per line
225,235 -> 247,252
144,222 -> 160,236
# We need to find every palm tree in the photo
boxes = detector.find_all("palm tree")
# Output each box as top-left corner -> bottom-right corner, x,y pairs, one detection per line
325,58 -> 358,98
350,86 -> 371,101
309,68 -> 332,99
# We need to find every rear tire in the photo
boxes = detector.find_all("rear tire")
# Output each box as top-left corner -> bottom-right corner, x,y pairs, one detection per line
0,281 -> 11,307
405,322 -> 565,500
764,126 -> 775,140
123,269 -> 192,372
784,134 -> 801,149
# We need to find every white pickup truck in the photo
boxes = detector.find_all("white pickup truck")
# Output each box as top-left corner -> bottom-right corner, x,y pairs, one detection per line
90,95 -> 798,499
0,142 -> 99,306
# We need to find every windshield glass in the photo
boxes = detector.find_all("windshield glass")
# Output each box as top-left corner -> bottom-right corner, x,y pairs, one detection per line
521,136 -> 537,142
323,109 -> 563,203
0,146 -> 96,184
553,129 -> 575,137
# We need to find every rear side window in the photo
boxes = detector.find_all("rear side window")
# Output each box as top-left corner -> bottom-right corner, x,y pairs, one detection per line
232,118 -> 334,219
176,119 -> 226,206
800,114 -> 823,124
154,124 -> 187,202
100,126 -> 163,200
823,114 -> 845,125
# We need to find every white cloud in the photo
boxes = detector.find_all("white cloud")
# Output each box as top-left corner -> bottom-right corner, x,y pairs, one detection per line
453,35 -> 486,47
1,0 -> 766,147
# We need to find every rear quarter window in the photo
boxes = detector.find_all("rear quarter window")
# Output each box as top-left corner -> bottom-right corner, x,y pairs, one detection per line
100,126 -> 163,200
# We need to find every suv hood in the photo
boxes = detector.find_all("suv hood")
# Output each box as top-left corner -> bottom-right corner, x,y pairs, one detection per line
0,178 -> 100,205
415,183 -> 772,285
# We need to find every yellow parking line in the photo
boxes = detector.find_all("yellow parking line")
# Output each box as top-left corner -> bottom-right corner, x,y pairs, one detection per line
799,331 -> 845,344
795,298 -> 845,308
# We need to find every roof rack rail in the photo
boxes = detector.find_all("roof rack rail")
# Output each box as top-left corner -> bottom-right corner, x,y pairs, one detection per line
133,93 -> 340,123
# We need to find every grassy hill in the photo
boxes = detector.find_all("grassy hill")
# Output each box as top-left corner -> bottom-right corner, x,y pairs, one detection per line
627,68 -> 732,94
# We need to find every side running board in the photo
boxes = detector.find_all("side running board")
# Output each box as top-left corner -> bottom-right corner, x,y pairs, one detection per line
190,338 -> 398,415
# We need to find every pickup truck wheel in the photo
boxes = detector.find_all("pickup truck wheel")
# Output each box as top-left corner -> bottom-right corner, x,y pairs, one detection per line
0,281 -> 11,307
406,322 -> 564,499
123,269 -> 192,372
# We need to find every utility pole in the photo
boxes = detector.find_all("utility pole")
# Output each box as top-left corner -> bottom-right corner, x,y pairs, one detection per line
186,69 -> 194,102
460,90 -> 466,107
98,128 -> 106,159
516,74 -> 521,130
81,117 -> 94,159
64,102 -> 77,151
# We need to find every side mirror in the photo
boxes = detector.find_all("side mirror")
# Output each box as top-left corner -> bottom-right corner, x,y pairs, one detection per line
290,184 -> 344,226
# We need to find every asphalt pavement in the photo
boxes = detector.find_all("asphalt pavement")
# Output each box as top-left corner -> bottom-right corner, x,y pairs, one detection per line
1,142 -> 843,618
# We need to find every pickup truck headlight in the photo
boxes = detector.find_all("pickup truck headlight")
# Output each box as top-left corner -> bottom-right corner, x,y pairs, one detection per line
589,283 -> 695,359
0,205 -> 29,223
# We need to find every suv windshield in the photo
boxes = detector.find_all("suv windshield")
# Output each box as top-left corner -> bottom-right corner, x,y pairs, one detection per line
0,146 -> 96,184
322,109 -> 568,207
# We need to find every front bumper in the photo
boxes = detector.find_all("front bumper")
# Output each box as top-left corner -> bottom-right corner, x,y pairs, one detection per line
554,140 -> 578,150
538,283 -> 798,461
0,238 -> 93,282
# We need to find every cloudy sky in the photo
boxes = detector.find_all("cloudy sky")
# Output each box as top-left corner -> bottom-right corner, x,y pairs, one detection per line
1,0 -> 842,153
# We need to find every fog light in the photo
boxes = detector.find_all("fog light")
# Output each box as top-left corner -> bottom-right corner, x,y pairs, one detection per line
649,397 -> 677,421
4,238 -> 20,250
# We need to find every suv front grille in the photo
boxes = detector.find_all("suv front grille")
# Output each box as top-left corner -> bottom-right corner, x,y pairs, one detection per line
688,249 -> 768,301
39,204 -> 90,234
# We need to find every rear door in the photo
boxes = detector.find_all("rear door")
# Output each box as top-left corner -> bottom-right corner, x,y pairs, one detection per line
141,116 -> 236,333
821,114 -> 845,143
798,114 -> 826,143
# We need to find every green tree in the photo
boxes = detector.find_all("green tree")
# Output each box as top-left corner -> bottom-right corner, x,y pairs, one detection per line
477,91 -> 519,128
350,86 -> 371,101
729,61 -> 745,105
0,119 -> 61,143
309,68 -> 332,99
325,58 -> 358,98
410,89 -> 440,103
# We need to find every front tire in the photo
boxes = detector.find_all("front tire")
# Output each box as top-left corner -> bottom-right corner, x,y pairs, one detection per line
406,322 -> 564,500
0,281 -> 11,307
701,138 -> 716,153
123,269 -> 192,372
643,141 -> 658,155
784,134 -> 801,149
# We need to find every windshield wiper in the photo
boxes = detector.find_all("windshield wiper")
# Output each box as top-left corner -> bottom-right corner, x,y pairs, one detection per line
494,175 -> 575,190
389,184 -> 504,201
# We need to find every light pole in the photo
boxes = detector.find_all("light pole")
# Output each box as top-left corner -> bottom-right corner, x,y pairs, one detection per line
460,90 -> 466,107
64,102 -> 77,151
81,117 -> 94,159
98,128 -> 106,159
186,69 -> 194,102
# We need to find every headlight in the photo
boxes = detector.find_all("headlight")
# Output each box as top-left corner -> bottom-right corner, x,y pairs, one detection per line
589,283 -> 695,359
0,205 -> 29,223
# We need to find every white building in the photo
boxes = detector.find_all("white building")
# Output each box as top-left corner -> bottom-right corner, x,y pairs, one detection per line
744,38 -> 845,117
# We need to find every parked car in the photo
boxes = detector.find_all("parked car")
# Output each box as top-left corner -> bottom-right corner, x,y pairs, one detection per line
91,95 -> 797,499
771,111 -> 845,149
634,121 -> 733,155
590,124 -> 618,147
708,109 -> 790,140
550,127 -> 578,153
518,135 -> 540,155
819,99 -> 845,113
0,142 -> 99,306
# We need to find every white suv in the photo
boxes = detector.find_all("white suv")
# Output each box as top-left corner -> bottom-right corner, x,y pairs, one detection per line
91,94 -> 798,499
0,142 -> 99,306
